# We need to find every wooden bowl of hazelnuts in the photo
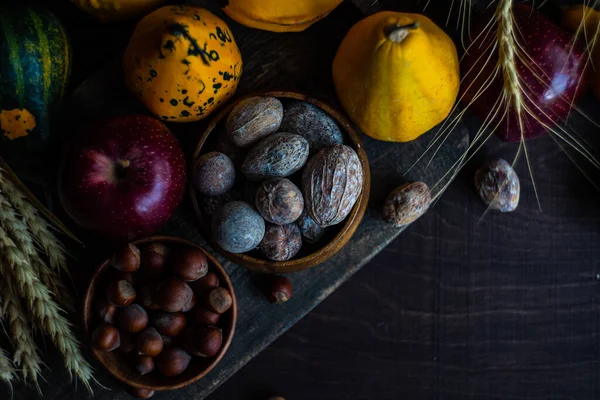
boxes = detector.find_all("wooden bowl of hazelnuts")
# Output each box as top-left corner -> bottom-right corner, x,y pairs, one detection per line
82,236 -> 236,395
190,91 -> 371,274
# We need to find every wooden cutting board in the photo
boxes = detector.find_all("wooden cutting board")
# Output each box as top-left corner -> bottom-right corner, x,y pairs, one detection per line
10,1 -> 468,399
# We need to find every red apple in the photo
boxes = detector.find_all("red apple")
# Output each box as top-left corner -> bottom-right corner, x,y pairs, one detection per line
59,115 -> 186,240
461,3 -> 589,142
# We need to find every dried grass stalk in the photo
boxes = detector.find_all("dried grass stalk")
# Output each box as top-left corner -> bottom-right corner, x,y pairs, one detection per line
496,0 -> 523,122
0,346 -> 15,385
32,258 -> 76,313
0,226 -> 93,392
0,190 -> 75,312
0,174 -> 70,276
0,278 -> 43,392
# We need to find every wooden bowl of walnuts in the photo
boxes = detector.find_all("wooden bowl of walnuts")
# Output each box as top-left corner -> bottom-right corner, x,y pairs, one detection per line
82,236 -> 236,393
190,91 -> 370,274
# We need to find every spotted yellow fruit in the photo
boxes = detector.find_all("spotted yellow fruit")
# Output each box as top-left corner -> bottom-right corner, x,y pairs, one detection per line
0,109 -> 36,140
123,5 -> 243,123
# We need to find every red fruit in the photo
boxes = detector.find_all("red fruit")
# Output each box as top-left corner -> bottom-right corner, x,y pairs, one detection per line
59,115 -> 186,240
461,3 -> 589,142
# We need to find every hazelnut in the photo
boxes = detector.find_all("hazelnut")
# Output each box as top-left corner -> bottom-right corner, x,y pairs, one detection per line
126,387 -> 155,399
139,284 -> 160,311
156,348 -> 191,377
156,278 -> 193,312
161,335 -> 174,348
92,323 -> 120,352
119,304 -> 149,333
106,279 -> 136,307
111,243 -> 140,272
119,331 -> 136,354
206,287 -> 233,314
152,312 -> 187,337
189,272 -> 219,295
183,326 -> 223,357
116,271 -> 137,286
172,248 -> 208,282
267,276 -> 293,304
95,297 -> 118,324
193,306 -> 221,326
181,292 -> 196,313
133,354 -> 155,375
141,243 -> 169,276
136,327 -> 164,357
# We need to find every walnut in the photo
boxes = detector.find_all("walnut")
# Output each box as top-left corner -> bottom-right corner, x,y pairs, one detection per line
382,182 -> 431,227
255,178 -> 304,225
474,158 -> 520,212
302,145 -> 362,227
226,96 -> 283,147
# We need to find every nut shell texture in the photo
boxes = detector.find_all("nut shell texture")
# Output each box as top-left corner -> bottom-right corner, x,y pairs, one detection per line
382,182 -> 431,227
259,223 -> 302,261
199,190 -> 241,220
242,133 -> 309,181
296,210 -> 324,244
474,158 -> 520,212
302,144 -> 363,227
193,152 -> 235,196
226,96 -> 283,147
280,101 -> 344,153
255,178 -> 304,225
212,201 -> 265,253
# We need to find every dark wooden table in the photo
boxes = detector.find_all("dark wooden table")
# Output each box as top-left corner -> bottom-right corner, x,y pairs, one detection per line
208,129 -> 600,400
206,1 -> 600,398
6,1 -> 600,399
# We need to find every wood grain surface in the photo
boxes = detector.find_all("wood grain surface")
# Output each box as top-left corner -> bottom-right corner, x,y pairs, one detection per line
208,3 -> 600,399
6,1 -> 599,400
5,1 -> 466,399
208,115 -> 600,400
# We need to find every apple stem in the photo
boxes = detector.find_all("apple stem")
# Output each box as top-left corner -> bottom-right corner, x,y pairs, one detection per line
385,22 -> 420,43
119,160 -> 131,168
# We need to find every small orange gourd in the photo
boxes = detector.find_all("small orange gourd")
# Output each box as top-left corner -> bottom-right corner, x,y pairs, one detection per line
71,0 -> 164,22
123,6 -> 242,123
562,5 -> 600,100
223,0 -> 344,32
333,12 -> 459,143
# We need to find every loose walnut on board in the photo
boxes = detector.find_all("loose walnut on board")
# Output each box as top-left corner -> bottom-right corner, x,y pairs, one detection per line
382,182 -> 431,227
474,158 -> 520,212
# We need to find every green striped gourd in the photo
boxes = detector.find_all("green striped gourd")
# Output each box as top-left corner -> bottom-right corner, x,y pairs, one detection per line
0,4 -> 72,182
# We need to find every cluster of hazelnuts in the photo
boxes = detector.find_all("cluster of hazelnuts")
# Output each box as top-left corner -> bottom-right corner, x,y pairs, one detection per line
91,242 -> 233,398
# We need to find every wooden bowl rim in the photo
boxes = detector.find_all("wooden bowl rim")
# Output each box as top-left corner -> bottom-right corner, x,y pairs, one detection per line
82,235 -> 237,391
190,90 -> 371,274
